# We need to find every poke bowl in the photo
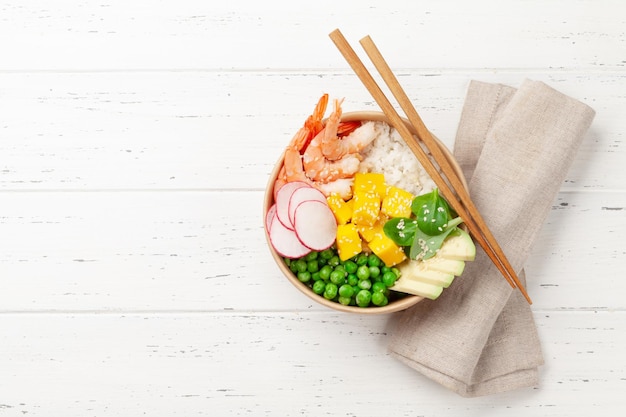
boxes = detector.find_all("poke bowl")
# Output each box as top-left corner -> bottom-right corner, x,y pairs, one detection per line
263,95 -> 475,314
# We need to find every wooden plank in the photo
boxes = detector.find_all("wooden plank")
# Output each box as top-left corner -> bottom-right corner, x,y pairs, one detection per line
0,190 -> 623,311
0,71 -> 621,191
0,0 -> 624,70
0,311 -> 623,415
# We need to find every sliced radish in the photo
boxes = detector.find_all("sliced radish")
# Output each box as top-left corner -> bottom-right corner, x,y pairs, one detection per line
293,200 -> 337,251
269,212 -> 312,258
288,186 -> 327,226
275,181 -> 311,230
265,203 -> 277,233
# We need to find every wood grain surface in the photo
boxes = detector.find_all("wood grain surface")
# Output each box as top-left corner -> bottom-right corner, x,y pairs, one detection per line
0,1 -> 624,415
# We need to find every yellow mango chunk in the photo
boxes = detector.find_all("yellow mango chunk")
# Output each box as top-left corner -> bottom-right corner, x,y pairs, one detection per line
381,186 -> 415,218
326,193 -> 352,225
357,215 -> 387,243
351,191 -> 381,227
354,172 -> 386,198
336,223 -> 362,261
368,234 -> 407,267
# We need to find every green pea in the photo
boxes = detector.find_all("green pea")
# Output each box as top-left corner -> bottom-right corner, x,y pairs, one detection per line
312,280 -> 326,295
295,259 -> 308,273
338,296 -> 352,306
319,265 -> 332,281
330,270 -> 346,286
320,248 -> 334,260
328,255 -> 340,267
344,260 -> 358,274
372,282 -> 387,293
311,271 -> 321,281
297,271 -> 311,283
369,265 -> 380,279
355,253 -> 369,266
371,292 -> 388,306
358,279 -> 372,290
381,265 -> 391,274
338,284 -> 355,298
307,260 -> 319,273
324,283 -> 338,300
367,254 -> 382,268
356,265 -> 370,280
347,273 -> 358,286
382,271 -> 398,287
356,290 -> 372,307
305,251 -> 318,261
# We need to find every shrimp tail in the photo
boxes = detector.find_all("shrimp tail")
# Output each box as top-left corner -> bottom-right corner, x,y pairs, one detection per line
301,93 -> 329,152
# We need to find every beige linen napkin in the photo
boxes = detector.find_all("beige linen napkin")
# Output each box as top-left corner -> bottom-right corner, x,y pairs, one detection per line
388,79 -> 595,397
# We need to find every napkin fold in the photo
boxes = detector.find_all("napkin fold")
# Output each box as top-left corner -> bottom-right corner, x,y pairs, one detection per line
388,79 -> 595,397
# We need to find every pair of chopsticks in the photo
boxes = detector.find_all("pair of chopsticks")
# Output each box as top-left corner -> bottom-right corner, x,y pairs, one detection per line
329,29 -> 532,304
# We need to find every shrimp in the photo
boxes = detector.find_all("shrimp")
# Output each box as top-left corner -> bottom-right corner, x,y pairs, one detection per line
321,98 -> 376,161
275,145 -> 354,200
302,132 -> 362,182
276,134 -> 354,200
302,98 -> 374,182
273,94 -> 376,201
272,94 -> 354,200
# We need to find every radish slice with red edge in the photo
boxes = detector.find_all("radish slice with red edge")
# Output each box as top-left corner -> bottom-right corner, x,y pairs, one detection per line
275,181 -> 311,230
288,186 -> 327,226
293,200 -> 337,251
268,211 -> 312,258
265,203 -> 277,234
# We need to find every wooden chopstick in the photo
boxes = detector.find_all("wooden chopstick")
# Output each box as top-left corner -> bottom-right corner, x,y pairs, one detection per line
329,28 -> 532,304
357,35 -> 532,304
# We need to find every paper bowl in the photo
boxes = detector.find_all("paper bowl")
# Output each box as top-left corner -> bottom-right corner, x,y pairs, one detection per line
263,111 -> 468,314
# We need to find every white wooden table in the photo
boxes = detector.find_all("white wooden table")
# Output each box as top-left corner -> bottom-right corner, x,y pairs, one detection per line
0,1 -> 624,415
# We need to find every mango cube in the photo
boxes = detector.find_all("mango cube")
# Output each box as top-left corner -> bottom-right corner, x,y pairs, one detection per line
354,172 -> 386,198
357,215 -> 387,243
336,223 -> 362,261
326,193 -> 352,225
351,191 -> 380,227
381,186 -> 415,218
368,234 -> 407,267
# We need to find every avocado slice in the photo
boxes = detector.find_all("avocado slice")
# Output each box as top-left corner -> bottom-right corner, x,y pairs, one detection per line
437,229 -> 476,261
423,256 -> 466,276
391,277 -> 443,300
397,260 -> 456,288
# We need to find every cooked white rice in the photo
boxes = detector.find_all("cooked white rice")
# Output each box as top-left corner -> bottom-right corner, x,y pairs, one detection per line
356,121 -> 436,196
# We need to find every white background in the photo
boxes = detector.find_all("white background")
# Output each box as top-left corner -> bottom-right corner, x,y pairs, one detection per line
0,0 -> 624,415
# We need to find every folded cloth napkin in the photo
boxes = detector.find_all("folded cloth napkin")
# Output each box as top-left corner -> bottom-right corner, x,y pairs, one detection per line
388,79 -> 596,397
